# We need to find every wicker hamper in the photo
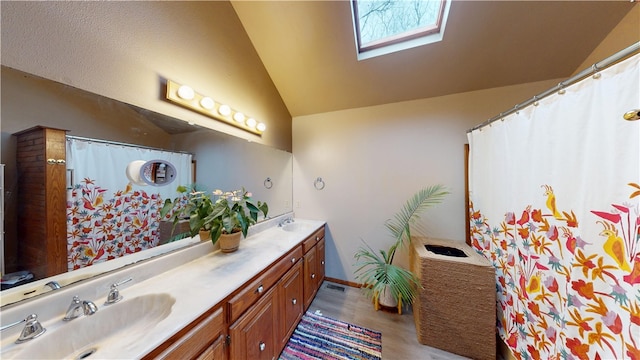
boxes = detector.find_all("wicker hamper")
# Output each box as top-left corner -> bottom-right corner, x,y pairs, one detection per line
410,237 -> 496,360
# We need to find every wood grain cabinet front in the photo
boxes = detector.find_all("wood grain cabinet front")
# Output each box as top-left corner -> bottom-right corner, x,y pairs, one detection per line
145,307 -> 226,360
228,246 -> 302,324
229,286 -> 278,360
278,260 -> 304,348
146,224 -> 326,360
303,230 -> 325,310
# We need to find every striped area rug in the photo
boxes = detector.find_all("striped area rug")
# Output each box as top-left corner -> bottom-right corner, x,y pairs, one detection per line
280,311 -> 382,360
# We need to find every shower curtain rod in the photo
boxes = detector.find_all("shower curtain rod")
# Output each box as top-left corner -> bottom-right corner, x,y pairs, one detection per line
467,41 -> 640,133
66,135 -> 194,155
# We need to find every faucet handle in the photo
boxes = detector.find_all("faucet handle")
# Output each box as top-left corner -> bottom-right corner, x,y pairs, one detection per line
63,296 -> 83,321
105,277 -> 133,305
1,314 -> 46,344
44,281 -> 61,290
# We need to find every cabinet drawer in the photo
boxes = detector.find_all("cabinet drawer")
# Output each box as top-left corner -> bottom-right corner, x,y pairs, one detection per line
153,307 -> 224,360
228,246 -> 302,323
302,227 -> 325,254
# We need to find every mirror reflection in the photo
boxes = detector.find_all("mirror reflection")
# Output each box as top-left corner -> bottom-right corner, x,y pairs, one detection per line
126,160 -> 178,187
0,66 -> 293,306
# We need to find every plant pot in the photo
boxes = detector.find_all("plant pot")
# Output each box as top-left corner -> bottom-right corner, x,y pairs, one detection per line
199,229 -> 211,241
378,284 -> 398,308
219,232 -> 242,253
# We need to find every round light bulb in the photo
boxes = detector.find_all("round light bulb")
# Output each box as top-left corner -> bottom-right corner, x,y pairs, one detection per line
218,104 -> 231,116
256,122 -> 266,132
233,112 -> 245,123
246,118 -> 257,128
177,85 -> 195,100
200,97 -> 214,110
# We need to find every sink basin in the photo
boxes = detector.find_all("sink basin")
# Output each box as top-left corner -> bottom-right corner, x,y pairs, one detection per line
4,293 -> 175,359
280,222 -> 315,233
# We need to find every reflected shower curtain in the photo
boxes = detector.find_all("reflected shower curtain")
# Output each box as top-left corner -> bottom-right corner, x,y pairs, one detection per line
468,53 -> 640,359
65,138 -> 192,270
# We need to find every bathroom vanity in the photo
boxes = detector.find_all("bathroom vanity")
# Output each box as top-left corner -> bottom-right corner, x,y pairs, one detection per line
0,216 -> 326,360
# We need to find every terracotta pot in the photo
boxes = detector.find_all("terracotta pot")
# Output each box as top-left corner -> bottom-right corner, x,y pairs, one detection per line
219,232 -> 242,253
199,229 -> 211,241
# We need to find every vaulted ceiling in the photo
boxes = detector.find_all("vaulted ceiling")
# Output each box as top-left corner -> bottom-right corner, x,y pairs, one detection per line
231,1 -> 635,117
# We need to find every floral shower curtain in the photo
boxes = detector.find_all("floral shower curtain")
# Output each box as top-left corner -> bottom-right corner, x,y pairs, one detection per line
65,138 -> 192,270
468,53 -> 639,359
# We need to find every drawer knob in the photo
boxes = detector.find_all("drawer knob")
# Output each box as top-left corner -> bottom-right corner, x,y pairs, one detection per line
311,273 -> 315,279
292,298 -> 297,305
259,342 -> 266,352
321,260 -> 325,265
316,236 -> 319,241
257,285 -> 264,294
291,257 -> 296,263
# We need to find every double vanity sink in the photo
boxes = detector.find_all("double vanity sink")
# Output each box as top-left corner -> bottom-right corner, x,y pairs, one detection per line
0,215 -> 325,359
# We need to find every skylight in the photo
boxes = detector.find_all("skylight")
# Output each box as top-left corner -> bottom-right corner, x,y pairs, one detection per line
351,0 -> 450,60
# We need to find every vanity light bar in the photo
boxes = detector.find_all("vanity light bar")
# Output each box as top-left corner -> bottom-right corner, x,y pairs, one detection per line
165,80 -> 265,136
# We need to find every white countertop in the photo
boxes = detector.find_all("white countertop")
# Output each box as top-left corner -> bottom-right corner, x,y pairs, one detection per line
0,216 -> 325,359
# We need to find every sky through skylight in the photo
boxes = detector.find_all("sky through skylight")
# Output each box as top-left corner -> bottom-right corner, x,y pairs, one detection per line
352,0 -> 449,59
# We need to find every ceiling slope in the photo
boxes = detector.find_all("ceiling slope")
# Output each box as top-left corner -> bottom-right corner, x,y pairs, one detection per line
232,1 -> 635,117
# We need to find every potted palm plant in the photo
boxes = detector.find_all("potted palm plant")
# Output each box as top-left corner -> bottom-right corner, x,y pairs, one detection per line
353,184 -> 449,313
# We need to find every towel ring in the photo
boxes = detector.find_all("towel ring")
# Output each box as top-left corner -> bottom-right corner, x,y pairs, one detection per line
314,177 -> 325,190
264,177 -> 273,189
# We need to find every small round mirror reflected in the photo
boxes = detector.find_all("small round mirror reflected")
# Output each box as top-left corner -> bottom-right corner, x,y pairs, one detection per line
140,160 -> 177,186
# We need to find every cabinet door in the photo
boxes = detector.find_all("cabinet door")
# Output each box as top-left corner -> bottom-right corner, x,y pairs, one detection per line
229,287 -> 277,360
316,238 -> 325,288
303,247 -> 317,310
279,260 -> 303,348
195,334 -> 227,360
148,307 -> 225,360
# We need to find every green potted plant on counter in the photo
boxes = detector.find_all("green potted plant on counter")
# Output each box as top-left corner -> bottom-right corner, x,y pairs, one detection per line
161,186 -> 269,252
205,188 -> 269,252
353,184 -> 449,313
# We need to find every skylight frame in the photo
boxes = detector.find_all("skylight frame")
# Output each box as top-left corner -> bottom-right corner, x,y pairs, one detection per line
351,0 -> 450,60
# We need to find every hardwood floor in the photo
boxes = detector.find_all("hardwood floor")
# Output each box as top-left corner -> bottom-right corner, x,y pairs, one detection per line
307,281 -> 471,360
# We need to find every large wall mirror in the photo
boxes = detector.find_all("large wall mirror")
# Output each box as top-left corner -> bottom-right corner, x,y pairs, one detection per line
0,66 -> 293,306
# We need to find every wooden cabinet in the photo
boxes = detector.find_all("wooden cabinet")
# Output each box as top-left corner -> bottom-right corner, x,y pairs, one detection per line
229,286 -> 278,360
148,224 -> 326,360
317,238 -> 325,286
228,247 -> 302,324
14,126 -> 68,279
278,260 -> 304,348
303,227 -> 326,310
195,335 -> 226,360
303,246 -> 318,309
145,307 -> 226,360
228,246 -> 303,360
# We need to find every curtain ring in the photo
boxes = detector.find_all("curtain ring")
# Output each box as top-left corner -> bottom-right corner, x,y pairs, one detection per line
263,177 -> 273,189
557,82 -> 566,95
314,177 -> 325,190
592,64 -> 601,79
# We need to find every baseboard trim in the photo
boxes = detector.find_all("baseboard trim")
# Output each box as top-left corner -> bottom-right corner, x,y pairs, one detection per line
324,277 -> 362,288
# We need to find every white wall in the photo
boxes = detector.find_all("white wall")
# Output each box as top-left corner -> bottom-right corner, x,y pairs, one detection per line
293,78 -> 560,283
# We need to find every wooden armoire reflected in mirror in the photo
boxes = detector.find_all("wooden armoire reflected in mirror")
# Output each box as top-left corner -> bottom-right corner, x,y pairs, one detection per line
14,126 -> 68,280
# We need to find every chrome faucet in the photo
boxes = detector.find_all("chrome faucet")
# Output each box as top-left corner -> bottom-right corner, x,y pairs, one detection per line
63,296 -> 98,321
278,216 -> 295,227
105,277 -> 133,305
0,314 -> 46,343
44,281 -> 61,290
